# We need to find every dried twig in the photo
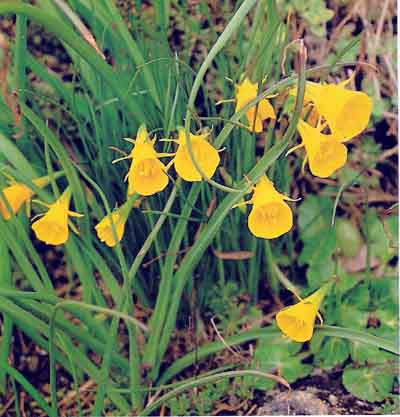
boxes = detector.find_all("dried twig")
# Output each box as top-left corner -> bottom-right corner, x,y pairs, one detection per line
210,316 -> 244,359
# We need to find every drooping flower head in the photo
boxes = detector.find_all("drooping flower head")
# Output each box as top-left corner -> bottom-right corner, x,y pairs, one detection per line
0,176 -> 52,220
295,119 -> 348,178
122,125 -> 169,196
95,199 -> 135,247
172,128 -> 220,182
31,188 -> 83,246
276,284 -> 330,342
235,78 -> 276,133
292,77 -> 373,141
240,175 -> 294,239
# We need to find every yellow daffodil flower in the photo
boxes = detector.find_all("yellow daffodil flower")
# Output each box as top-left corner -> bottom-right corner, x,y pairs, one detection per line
116,125 -> 170,196
293,119 -> 348,178
31,188 -> 83,246
292,77 -> 372,141
235,77 -> 276,133
235,175 -> 294,239
0,176 -> 51,220
276,284 -> 330,342
172,128 -> 220,182
95,199 -> 134,247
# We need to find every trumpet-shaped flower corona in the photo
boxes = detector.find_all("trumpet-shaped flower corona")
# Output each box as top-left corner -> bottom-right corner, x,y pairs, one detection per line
173,128 -> 220,182
276,284 -> 330,342
235,78 -> 276,133
292,78 -> 372,141
0,176 -> 50,220
122,125 -> 169,196
127,158 -> 169,196
243,176 -> 294,239
95,200 -> 134,247
296,120 -> 348,178
31,189 -> 83,246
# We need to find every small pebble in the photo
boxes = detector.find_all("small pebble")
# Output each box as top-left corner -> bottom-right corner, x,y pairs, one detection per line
328,394 -> 338,405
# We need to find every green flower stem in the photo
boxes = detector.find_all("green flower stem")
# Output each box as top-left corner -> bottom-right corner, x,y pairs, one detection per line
92,186 -> 178,414
156,139 -> 290,377
0,295 -> 131,413
142,369 -> 289,416
184,0 -> 258,193
159,328 -> 277,385
156,42 -> 307,382
14,12 -> 27,135
0,239 -> 13,394
101,0 -> 161,108
143,182 -> 202,379
315,325 -> 399,354
0,131 -> 36,178
159,325 -> 399,386
213,62 -> 364,151
264,240 -> 279,294
48,300 -> 148,415
0,362 -> 55,417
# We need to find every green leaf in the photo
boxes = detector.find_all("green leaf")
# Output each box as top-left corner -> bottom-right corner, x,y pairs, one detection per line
370,279 -> 398,311
306,258 -> 334,290
250,334 -> 310,389
167,394 -> 191,416
385,215 -> 399,249
350,341 -> 395,365
314,337 -> 350,369
344,282 -> 370,310
338,305 -> 369,330
299,231 -> 336,266
372,309 -> 399,338
280,358 -> 312,384
298,195 -> 334,242
309,331 -> 325,354
335,218 -> 363,258
363,210 -> 391,262
334,268 -> 360,296
342,365 -> 395,402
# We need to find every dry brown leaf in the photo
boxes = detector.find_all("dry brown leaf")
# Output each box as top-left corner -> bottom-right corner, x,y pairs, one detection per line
212,249 -> 254,260
341,245 -> 380,273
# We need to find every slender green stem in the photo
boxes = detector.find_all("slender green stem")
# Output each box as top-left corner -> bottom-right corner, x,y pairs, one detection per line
184,0 -> 257,193
0,239 -> 13,394
156,42 -> 307,379
14,12 -> 27,134
159,324 -> 398,386
49,300 -> 147,415
0,362 -> 55,417
142,370 -> 289,416
92,186 -> 178,414
143,183 -> 201,380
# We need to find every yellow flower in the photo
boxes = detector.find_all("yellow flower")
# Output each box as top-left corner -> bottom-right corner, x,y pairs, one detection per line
31,189 -> 83,246
293,77 -> 373,141
95,200 -> 134,247
172,128 -> 220,182
295,119 -> 348,178
121,125 -> 169,196
0,176 -> 50,220
276,284 -> 330,342
236,175 -> 294,239
235,77 -> 276,133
